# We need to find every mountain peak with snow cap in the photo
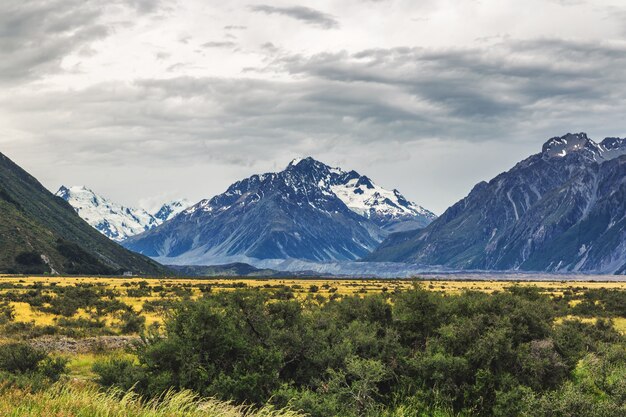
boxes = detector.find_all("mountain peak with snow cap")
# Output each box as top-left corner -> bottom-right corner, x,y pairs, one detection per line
56,186 -> 190,241
123,157 -> 436,265
282,157 -> 435,229
541,132 -> 626,162
542,133 -> 594,158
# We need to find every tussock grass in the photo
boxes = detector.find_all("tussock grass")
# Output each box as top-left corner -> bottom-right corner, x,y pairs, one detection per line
0,383 -> 305,417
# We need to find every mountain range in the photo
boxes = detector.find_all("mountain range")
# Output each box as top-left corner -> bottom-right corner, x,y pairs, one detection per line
5,132 -> 624,276
367,133 -> 626,274
0,152 -> 169,275
122,157 -> 436,266
56,186 -> 189,241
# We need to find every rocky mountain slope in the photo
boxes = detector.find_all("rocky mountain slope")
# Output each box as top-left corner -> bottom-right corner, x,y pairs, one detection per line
367,133 -> 626,274
123,157 -> 435,265
56,186 -> 189,241
0,152 -> 170,275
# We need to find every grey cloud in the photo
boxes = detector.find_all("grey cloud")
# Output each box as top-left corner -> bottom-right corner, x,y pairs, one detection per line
550,0 -> 586,5
4,38 -> 626,169
202,41 -> 237,48
0,0 -> 169,84
3,37 -> 626,212
0,0 -> 108,83
249,4 -> 339,29
268,40 -> 626,130
602,6 -> 626,36
126,0 -> 166,13
224,25 -> 247,30
260,42 -> 279,53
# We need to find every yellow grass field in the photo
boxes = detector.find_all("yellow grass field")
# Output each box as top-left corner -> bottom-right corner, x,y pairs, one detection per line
2,275 -> 625,332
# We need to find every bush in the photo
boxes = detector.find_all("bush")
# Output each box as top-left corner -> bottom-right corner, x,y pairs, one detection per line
0,301 -> 15,324
37,357 -> 68,382
93,358 -> 143,390
15,252 -> 44,267
13,252 -> 47,274
0,343 -> 47,374
0,342 -> 67,392
118,310 -> 146,334
56,239 -> 116,275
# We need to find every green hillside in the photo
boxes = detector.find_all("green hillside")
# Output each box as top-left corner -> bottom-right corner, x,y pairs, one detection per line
0,152 -> 169,275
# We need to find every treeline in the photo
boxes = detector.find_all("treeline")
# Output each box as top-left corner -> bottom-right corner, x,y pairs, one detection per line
92,286 -> 626,416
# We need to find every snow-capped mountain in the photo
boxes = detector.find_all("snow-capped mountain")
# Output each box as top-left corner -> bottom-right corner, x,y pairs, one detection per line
368,133 -> 626,274
330,174 -> 435,232
154,199 -> 191,223
122,157 -> 435,265
55,186 -> 190,242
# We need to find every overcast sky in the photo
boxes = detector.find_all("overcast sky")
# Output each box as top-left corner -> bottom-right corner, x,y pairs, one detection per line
1,0 -> 625,214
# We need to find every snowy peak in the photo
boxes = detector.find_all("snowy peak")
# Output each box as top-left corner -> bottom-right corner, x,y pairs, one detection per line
599,137 -> 626,160
287,157 -> 306,167
154,199 -> 191,223
369,132 -> 626,274
542,133 -> 595,158
542,132 -> 626,161
56,185 -> 72,200
330,175 -> 435,229
56,186 -> 157,241
56,186 -> 189,242
183,156 -> 435,231
601,137 -> 626,150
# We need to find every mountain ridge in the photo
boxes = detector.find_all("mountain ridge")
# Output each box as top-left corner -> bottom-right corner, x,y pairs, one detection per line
367,133 -> 626,274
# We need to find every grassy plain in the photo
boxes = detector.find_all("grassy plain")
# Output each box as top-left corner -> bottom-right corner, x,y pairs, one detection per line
1,275 -> 624,417
2,275 -> 625,331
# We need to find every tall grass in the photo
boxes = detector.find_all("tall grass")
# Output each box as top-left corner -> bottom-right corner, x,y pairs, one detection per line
0,383 -> 305,417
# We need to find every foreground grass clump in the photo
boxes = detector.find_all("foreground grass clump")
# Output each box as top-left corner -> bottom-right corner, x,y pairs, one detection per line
0,383 -> 304,417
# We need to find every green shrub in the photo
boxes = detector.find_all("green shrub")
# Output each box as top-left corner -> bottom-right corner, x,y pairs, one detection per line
0,343 -> 46,374
15,252 -> 44,267
118,310 -> 146,334
0,301 -> 15,324
93,358 -> 143,390
87,287 -> 626,417
37,356 -> 68,382
13,252 -> 47,274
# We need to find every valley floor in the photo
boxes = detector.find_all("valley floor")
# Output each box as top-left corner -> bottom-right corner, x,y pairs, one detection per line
1,275 -> 625,416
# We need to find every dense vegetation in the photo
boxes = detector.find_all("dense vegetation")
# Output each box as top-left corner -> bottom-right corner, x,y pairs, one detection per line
1,280 -> 624,416
86,286 -> 625,417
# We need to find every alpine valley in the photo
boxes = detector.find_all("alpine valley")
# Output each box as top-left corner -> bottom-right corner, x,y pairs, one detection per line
122,157 -> 436,266
367,133 -> 626,274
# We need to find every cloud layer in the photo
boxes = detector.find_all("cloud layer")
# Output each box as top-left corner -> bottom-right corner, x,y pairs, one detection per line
1,0 -> 626,213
